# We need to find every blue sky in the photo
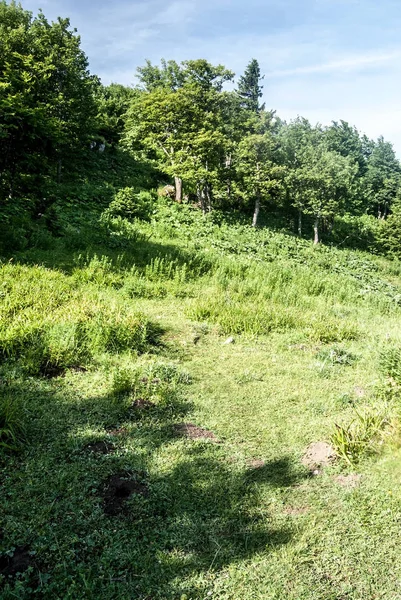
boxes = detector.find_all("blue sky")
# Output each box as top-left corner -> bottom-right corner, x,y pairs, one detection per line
21,0 -> 401,154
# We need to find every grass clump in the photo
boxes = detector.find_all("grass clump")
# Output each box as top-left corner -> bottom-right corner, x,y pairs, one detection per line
0,388 -> 25,451
379,343 -> 401,383
331,407 -> 391,465
188,296 -> 302,336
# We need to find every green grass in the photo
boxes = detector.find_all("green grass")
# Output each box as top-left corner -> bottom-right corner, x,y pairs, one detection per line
2,205 -> 401,598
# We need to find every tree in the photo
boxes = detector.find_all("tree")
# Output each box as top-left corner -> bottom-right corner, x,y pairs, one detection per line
237,113 -> 285,226
279,118 -> 321,235
236,59 -> 265,113
364,137 -> 401,218
126,60 -> 233,207
96,83 -> 138,148
290,144 -> 357,244
0,1 -> 98,214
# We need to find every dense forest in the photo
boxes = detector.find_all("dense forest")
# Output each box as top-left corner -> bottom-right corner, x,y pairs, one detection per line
2,0 -> 401,250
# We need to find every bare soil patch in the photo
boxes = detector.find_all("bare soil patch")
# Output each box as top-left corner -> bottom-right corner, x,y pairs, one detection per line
335,473 -> 361,488
283,506 -> 309,516
39,362 -> 65,378
174,422 -> 218,441
247,458 -> 265,469
0,546 -> 34,578
302,442 -> 335,472
131,398 -> 156,410
102,472 -> 148,516
107,427 -> 128,437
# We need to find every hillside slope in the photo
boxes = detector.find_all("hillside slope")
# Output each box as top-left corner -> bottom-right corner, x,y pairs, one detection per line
2,206 -> 401,599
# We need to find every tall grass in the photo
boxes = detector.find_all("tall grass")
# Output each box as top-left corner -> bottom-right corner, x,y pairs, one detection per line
0,388 -> 25,451
0,263 -> 157,376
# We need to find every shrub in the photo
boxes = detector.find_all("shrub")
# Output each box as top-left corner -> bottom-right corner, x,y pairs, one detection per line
0,264 -> 157,376
112,367 -> 135,396
103,187 -> 154,222
144,362 -> 192,385
99,215 -> 148,249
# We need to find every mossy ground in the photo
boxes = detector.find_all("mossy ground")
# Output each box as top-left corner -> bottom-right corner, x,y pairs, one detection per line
2,207 -> 401,599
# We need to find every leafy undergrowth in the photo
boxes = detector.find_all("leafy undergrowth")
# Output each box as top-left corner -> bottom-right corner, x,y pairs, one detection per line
3,206 -> 401,598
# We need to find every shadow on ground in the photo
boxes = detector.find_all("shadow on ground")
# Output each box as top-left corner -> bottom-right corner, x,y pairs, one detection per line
0,357 -> 305,600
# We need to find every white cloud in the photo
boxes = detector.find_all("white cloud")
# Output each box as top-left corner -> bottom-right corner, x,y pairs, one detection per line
266,50 -> 401,77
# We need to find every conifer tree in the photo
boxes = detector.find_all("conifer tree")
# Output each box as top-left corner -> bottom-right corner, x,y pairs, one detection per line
236,58 -> 265,113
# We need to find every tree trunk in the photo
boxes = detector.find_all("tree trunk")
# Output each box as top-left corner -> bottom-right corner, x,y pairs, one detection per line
205,183 -> 212,212
252,162 -> 261,227
313,217 -> 320,245
298,209 -> 302,237
225,154 -> 232,201
57,159 -> 62,185
197,185 -> 206,215
174,177 -> 182,203
252,192 -> 260,227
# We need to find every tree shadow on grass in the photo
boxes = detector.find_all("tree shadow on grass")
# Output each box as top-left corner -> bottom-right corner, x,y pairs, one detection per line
0,374 -> 306,600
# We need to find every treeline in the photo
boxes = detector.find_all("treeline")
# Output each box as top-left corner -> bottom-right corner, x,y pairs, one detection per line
2,0 -> 401,250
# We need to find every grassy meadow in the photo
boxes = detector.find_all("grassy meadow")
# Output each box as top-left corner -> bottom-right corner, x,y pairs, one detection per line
2,203 -> 401,599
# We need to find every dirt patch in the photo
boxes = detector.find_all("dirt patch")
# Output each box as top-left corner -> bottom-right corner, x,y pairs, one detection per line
70,365 -> 88,373
174,422 -> 218,441
335,473 -> 361,488
39,362 -> 65,378
302,442 -> 335,472
0,546 -> 34,578
247,458 -> 265,469
131,398 -> 156,410
102,472 -> 148,516
107,427 -> 128,437
86,440 -> 114,455
354,386 -> 365,398
283,506 -> 309,516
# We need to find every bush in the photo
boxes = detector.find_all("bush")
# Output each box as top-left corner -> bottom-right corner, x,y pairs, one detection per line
103,188 -> 155,222
308,319 -> 359,343
315,346 -> 356,367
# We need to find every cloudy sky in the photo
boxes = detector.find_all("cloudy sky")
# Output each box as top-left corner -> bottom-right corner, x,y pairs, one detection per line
21,0 -> 401,154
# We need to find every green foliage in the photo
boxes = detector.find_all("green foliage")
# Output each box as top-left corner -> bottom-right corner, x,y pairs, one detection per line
315,346 -> 356,367
189,295 -> 301,335
331,407 -> 390,464
0,1 -> 98,212
0,388 -> 25,451
364,136 -> 401,217
308,319 -> 359,343
236,58 -> 265,113
380,344 -> 401,383
103,188 -> 155,221
0,263 -> 156,376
